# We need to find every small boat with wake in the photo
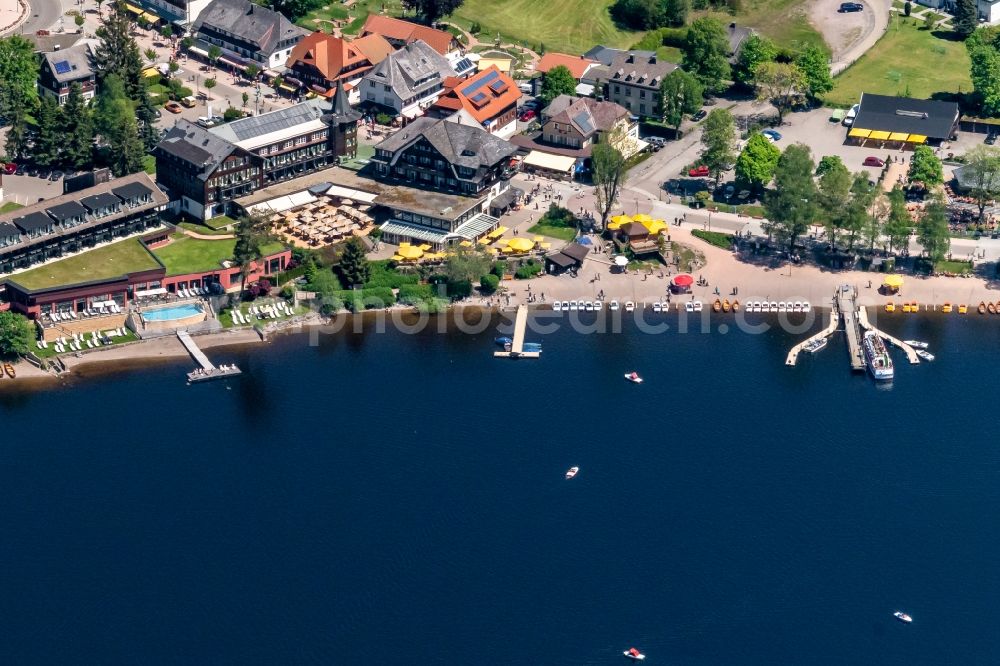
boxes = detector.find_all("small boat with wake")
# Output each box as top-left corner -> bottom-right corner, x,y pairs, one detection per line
565,466 -> 579,480
623,647 -> 646,660
804,337 -> 828,353
915,349 -> 935,361
894,611 -> 913,624
903,340 -> 928,349
624,371 -> 643,384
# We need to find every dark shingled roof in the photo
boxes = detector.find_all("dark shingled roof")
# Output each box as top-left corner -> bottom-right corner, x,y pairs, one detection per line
46,200 -> 89,222
375,117 -> 517,171
194,0 -> 306,55
546,252 -> 576,268
112,181 -> 153,201
853,93 -> 959,140
80,192 -> 121,212
14,212 -> 55,234
0,221 -> 20,239
560,242 -> 590,262
155,120 -> 239,181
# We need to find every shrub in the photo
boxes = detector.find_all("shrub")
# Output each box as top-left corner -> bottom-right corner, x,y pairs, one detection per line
491,261 -> 508,277
537,203 -> 576,228
447,278 -> 473,299
361,287 -> 396,308
470,21 -> 481,33
514,260 -> 542,279
365,261 -> 419,289
904,0 -> 911,15
479,273 -> 500,294
375,112 -> 393,126
223,107 -> 242,121
398,283 -> 437,304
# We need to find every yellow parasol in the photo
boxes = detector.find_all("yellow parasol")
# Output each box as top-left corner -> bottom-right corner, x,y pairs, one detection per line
642,219 -> 667,234
391,254 -> 404,261
632,213 -> 654,224
459,240 -> 473,247
418,243 -> 432,251
882,274 -> 904,288
506,237 -> 535,252
397,245 -> 424,260
610,214 -> 632,225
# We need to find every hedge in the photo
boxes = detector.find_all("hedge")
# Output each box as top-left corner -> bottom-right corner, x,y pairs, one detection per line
480,273 -> 500,294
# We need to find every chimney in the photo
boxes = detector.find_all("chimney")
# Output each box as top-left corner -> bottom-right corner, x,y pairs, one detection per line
626,54 -> 634,64
648,55 -> 656,64
730,22 -> 736,30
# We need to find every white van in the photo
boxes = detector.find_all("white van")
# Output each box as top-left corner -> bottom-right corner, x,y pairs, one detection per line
843,103 -> 860,126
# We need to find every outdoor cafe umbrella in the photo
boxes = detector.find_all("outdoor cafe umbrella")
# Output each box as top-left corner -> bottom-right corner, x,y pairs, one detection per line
507,237 -> 535,252
614,255 -> 629,267
397,245 -> 424,260
671,273 -> 694,288
632,213 -> 654,224
882,274 -> 904,288
610,214 -> 632,226
643,219 -> 667,235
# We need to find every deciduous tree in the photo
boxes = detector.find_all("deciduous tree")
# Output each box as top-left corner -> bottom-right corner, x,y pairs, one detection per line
908,144 -> 943,186
817,156 -> 852,244
444,245 -> 491,284
0,311 -> 32,357
401,0 -> 464,24
795,44 -> 833,99
763,143 -> 817,251
962,145 -> 1000,223
752,61 -> 806,124
682,17 -> 731,94
917,194 -> 951,261
699,108 -> 736,186
592,143 -> 628,228
840,173 -> 875,250
884,185 -> 913,254
734,132 -> 780,188
659,69 -> 702,135
204,77 -> 217,99
540,65 -> 577,105
815,154 -> 845,177
733,34 -> 776,87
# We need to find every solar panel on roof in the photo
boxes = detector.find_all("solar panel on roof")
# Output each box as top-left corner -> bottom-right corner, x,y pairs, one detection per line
489,80 -> 508,94
460,69 -> 500,97
469,91 -> 489,107
53,60 -> 71,75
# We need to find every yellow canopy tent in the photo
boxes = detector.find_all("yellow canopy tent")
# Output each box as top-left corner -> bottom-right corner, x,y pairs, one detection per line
642,219 -> 667,234
889,132 -> 909,141
507,237 -> 535,252
883,274 -> 904,288
391,254 -> 404,261
418,243 -> 432,251
610,214 -> 632,225
869,130 -> 891,140
397,245 -> 423,260
848,128 -> 871,139
908,134 -> 927,144
532,236 -> 544,242
488,226 -> 508,239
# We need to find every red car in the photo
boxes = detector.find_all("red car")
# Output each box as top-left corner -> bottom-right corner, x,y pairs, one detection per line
863,156 -> 885,168
2,163 -> 16,175
688,165 -> 710,178
518,109 -> 536,122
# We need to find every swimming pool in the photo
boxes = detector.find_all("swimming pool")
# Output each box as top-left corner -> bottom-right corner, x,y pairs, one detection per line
142,304 -> 204,322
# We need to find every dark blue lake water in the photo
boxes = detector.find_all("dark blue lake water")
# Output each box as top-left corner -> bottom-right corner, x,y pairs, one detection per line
2,310 -> 999,664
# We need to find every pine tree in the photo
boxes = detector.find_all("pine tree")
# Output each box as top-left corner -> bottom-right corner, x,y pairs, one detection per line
338,237 -> 371,287
953,0 -> 978,39
135,91 -> 161,152
95,74 -> 144,176
93,1 -> 146,100
34,94 -> 62,167
62,83 -> 94,170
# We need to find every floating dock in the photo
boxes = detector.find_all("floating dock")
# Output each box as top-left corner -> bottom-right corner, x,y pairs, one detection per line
837,286 -> 867,372
494,305 -> 540,359
785,301 -> 839,366
858,305 -> 920,364
178,330 -> 242,382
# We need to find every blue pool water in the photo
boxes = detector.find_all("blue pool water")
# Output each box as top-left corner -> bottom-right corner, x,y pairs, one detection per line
142,303 -> 204,322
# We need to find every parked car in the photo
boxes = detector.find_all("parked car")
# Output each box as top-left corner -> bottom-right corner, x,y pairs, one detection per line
863,156 -> 885,167
691,109 -> 707,122
688,165 -> 710,177
842,103 -> 860,126
518,109 -> 536,122
987,133 -> 997,145
15,163 -> 27,175
723,184 -> 735,200
761,129 -> 782,142
838,2 -> 863,11
2,162 -> 16,175
48,170 -> 63,181
165,101 -> 183,113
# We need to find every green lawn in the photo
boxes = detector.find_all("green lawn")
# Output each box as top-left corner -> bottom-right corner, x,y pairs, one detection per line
703,1 -> 825,51
528,223 -> 577,241
205,214 -> 238,230
152,235 -> 285,276
9,239 -> 161,290
0,201 -> 24,214
935,259 -> 973,274
826,21 -> 971,107
34,329 -> 140,359
178,221 -> 233,236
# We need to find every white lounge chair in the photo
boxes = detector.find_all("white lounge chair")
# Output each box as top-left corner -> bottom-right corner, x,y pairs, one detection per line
86,340 -> 93,348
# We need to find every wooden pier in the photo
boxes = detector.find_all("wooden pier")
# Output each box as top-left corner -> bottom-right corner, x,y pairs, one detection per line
494,305 -> 540,359
785,300 -> 840,366
857,305 -> 920,364
836,286 -> 867,372
178,330 -> 242,382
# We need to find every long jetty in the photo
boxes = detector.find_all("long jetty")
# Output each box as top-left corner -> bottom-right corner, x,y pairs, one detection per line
494,305 -> 540,359
178,330 -> 242,382
837,286 -> 867,372
858,305 -> 920,364
785,300 -> 840,366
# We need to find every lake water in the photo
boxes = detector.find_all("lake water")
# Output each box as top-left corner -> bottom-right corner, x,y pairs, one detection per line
2,310 -> 999,664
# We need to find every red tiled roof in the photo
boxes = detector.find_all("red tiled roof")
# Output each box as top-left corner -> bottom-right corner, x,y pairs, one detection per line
361,15 -> 455,55
536,52 -> 598,79
286,32 -> 393,83
432,65 -> 521,124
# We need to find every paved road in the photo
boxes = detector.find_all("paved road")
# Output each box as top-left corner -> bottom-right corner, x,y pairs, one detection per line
830,0 -> 890,75
16,0 -> 66,36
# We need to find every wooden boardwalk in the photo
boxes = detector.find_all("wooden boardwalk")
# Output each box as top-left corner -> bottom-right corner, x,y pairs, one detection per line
494,305 -> 540,359
785,301 -> 839,366
836,286 -> 867,372
857,305 -> 920,364
178,330 -> 243,382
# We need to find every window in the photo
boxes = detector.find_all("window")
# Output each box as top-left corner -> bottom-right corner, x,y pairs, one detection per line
639,90 -> 645,99
639,104 -> 645,115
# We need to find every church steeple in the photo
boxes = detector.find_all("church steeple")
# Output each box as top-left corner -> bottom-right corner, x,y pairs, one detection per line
323,83 -> 361,160
327,83 -> 360,125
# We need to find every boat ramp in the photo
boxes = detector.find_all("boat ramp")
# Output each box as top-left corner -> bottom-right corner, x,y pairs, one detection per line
177,330 -> 242,382
786,285 -> 919,369
494,305 -> 540,359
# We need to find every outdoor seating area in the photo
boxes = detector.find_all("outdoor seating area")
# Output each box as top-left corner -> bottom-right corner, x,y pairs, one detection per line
229,300 -> 295,326
40,300 -> 122,325
39,327 -> 131,353
271,195 -> 375,249
389,233 -> 552,264
606,214 -> 668,235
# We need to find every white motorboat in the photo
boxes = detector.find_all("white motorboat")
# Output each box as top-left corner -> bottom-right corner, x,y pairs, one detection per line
594,300 -> 604,311
904,340 -> 928,349
894,611 -> 912,624
565,466 -> 579,479
610,300 -> 620,311
751,301 -> 761,313
625,301 -> 636,312
652,302 -> 662,313
769,301 -> 778,312
802,301 -> 812,312
693,300 -> 703,312
624,372 -> 643,384
552,300 -> 562,311
915,349 -> 935,361
684,301 -> 694,312
569,300 -> 579,311
804,337 -> 828,353
584,300 -> 594,311
623,647 -> 646,660
660,301 -> 669,312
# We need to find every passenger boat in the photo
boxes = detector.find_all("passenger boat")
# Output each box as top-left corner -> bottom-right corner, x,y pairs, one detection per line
894,611 -> 913,624
979,301 -> 987,314
804,337 -> 828,353
494,336 -> 513,347
863,331 -> 894,381
885,302 -> 895,313
995,300 -> 1000,313
722,299 -> 731,312
990,302 -> 997,315
958,303 -> 968,314
713,298 -> 722,312
942,302 -> 953,313
565,466 -> 579,480
903,340 -> 928,349
915,349 -> 935,361
623,647 -> 646,660
3,362 -> 14,379
624,371 -> 643,384
732,299 -> 740,312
